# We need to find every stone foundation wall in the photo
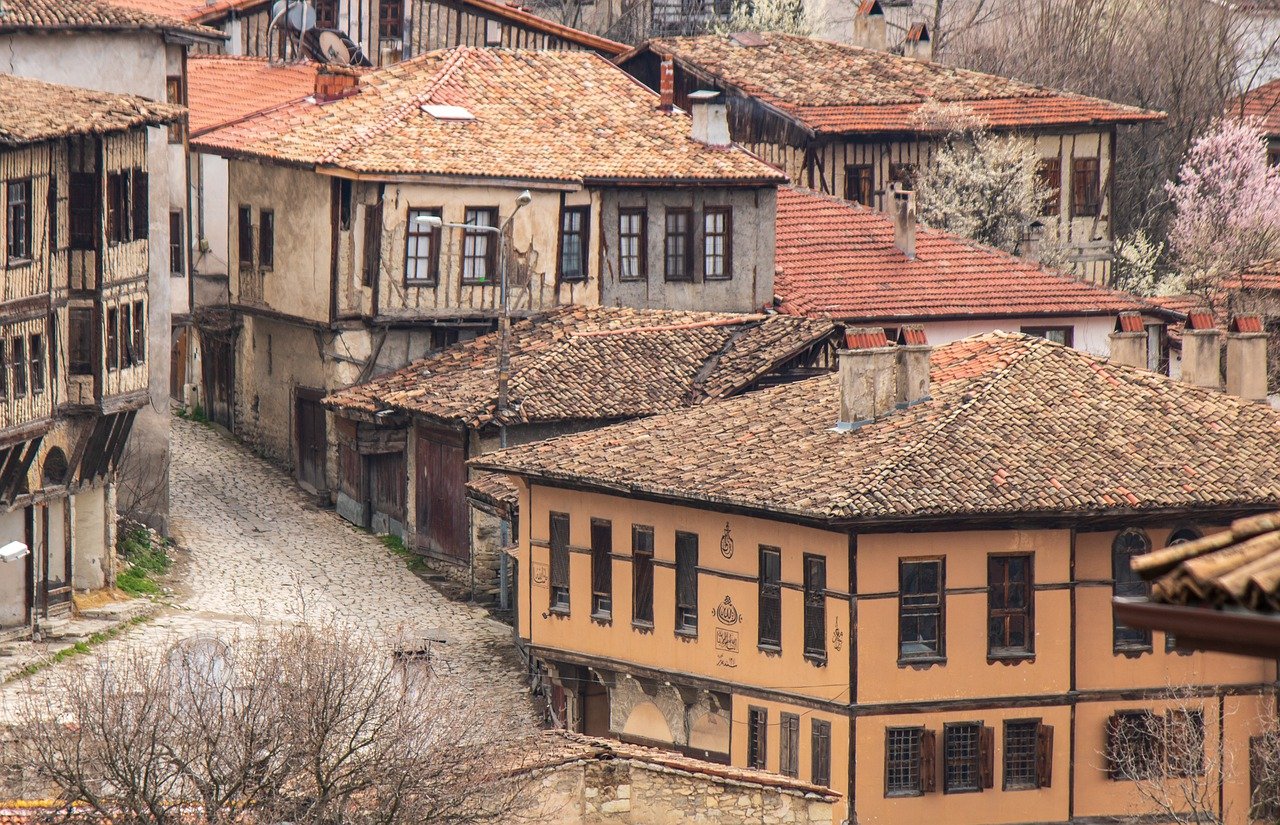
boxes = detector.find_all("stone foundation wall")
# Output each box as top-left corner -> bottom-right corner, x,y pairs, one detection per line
520,756 -> 836,825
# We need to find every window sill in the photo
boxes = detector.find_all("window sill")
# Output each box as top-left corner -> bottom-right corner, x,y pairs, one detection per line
663,276 -> 694,283
988,652 -> 1034,665
758,643 -> 782,656
548,606 -> 570,618
590,612 -> 612,626
405,280 -> 438,288
5,259 -> 31,269
674,627 -> 698,640
461,279 -> 491,286
943,787 -> 982,796
618,275 -> 647,282
1114,646 -> 1152,658
704,275 -> 733,282
884,790 -> 924,799
804,652 -> 828,667
1003,783 -> 1040,792
559,275 -> 587,283
631,620 -> 654,633
898,655 -> 946,669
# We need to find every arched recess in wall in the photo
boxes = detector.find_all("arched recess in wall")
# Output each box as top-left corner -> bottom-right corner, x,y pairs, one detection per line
622,699 -> 674,745
688,706 -> 731,756
42,447 -> 68,488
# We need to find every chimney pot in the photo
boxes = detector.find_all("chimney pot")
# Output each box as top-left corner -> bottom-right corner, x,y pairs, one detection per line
895,325 -> 931,407
1226,315 -> 1268,402
689,89 -> 731,147
1108,312 -> 1148,369
904,22 -> 933,61
1180,312 -> 1222,391
889,185 -> 916,259
852,0 -> 887,51
837,328 -> 897,428
658,55 -> 675,112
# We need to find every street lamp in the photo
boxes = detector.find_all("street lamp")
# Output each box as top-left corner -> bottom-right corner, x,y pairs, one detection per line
415,189 -> 531,450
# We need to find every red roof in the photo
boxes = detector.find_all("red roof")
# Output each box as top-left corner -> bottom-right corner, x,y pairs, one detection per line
187,56 -> 327,136
774,187 -> 1168,321
103,0 -> 259,22
633,33 -> 1163,135
1232,78 -> 1280,137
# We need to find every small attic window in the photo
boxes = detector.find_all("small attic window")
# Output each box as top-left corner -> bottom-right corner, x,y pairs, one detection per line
422,104 -> 475,121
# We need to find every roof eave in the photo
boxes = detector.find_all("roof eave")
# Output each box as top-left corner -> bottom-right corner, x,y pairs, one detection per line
1113,598 -> 1280,658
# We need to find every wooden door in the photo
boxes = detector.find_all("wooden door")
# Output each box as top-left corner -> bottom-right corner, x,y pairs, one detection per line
368,451 -> 406,523
414,426 -> 468,563
43,500 -> 71,614
295,390 -> 328,493
200,332 -> 234,429
170,327 -> 189,400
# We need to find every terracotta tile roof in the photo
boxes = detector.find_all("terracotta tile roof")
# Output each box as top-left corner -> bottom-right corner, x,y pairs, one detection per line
475,332 -> 1280,524
467,471 -> 519,511
324,306 -> 837,426
775,187 -> 1170,321
1231,78 -> 1280,137
187,55 -> 325,136
0,73 -> 183,145
1134,512 -> 1280,612
450,0 -> 627,55
104,0 -> 263,23
1227,258 -> 1280,292
633,33 -> 1163,134
0,0 -> 224,38
193,47 -> 785,184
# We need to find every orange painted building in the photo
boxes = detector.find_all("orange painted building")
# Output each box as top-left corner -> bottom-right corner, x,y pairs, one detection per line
477,327 -> 1280,824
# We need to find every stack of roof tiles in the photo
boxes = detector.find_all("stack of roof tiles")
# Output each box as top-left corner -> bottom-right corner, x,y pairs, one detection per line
633,32 -> 1163,133
0,0 -> 221,37
476,332 -> 1280,524
323,305 -> 837,426
193,47 -> 785,183
1134,512 -> 1280,612
775,187 -> 1170,320
0,73 -> 183,145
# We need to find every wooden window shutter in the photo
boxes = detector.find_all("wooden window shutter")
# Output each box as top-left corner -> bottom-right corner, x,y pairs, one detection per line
362,201 -> 383,287
979,725 -> 995,789
919,728 -> 937,793
1036,723 -> 1054,788
131,170 -> 148,240
1105,713 -> 1123,780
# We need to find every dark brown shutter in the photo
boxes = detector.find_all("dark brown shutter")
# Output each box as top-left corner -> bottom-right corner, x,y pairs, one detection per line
131,170 -> 148,240
979,725 -> 995,789
1106,713 -> 1123,780
920,729 -> 937,793
362,201 -> 383,287
106,173 -> 122,244
1036,723 -> 1054,788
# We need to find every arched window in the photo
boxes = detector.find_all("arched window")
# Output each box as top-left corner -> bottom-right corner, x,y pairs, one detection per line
1112,528 -> 1153,652
42,447 -> 68,487
1167,526 -> 1202,546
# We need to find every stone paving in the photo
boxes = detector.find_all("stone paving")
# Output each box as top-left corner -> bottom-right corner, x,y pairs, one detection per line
0,416 -> 531,716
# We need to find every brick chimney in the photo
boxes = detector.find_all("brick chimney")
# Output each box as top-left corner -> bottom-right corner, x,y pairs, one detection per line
889,185 -> 916,259
315,65 -> 360,102
1108,311 -> 1148,369
1226,315 -> 1268,402
904,22 -> 933,61
1181,310 -> 1221,390
838,328 -> 897,429
658,55 -> 675,111
689,90 -> 730,147
852,0 -> 887,51
895,325 -> 931,407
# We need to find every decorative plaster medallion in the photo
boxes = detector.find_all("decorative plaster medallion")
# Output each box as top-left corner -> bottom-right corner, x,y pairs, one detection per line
714,596 -> 741,626
719,522 -> 734,558
531,562 -> 549,586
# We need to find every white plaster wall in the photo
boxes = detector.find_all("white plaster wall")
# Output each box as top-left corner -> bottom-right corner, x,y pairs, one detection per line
194,153 -> 230,278
0,508 -> 25,629
911,315 -> 1116,357
73,486 -> 108,592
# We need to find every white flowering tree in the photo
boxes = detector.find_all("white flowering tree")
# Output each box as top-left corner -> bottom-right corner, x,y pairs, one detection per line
912,103 -> 1052,255
1166,118 -> 1280,297
714,0 -> 811,36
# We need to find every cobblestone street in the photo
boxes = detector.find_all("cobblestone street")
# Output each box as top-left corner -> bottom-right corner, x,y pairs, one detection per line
0,416 -> 531,715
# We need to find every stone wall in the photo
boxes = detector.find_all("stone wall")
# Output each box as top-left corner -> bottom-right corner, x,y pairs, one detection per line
520,749 -> 837,825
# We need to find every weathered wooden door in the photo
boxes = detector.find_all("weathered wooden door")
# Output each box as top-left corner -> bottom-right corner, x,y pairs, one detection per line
368,451 -> 406,531
414,426 -> 468,562
200,332 -> 234,429
171,327 -> 189,400
295,390 -> 328,493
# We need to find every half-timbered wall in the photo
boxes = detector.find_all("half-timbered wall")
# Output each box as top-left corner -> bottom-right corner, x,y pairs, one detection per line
101,131 -> 150,290
0,144 -> 54,305
0,317 -> 53,432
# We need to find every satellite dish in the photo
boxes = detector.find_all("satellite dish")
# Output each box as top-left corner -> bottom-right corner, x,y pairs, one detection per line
302,27 -> 373,67
270,0 -> 317,32
318,30 -> 353,65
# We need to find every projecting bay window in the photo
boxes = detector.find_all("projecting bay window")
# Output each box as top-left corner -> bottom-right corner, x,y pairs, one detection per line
106,169 -> 147,245
6,179 -> 32,264
674,531 -> 698,635
69,308 -> 93,375
1003,720 -> 1053,790
988,554 -> 1033,659
405,208 -> 441,285
558,205 -> 589,282
747,706 -> 767,770
886,727 -> 935,796
703,206 -> 731,280
462,207 -> 497,283
804,554 -> 827,662
1071,157 -> 1101,218
845,164 -> 874,206
618,208 -> 646,280
780,712 -> 800,778
758,545 -> 781,650
549,512 -> 570,614
664,208 -> 693,282
1037,158 -> 1062,216
1112,528 -> 1153,652
899,558 -> 944,662
590,518 -> 612,620
943,722 -> 993,794
631,525 -> 654,626
812,719 -> 832,787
